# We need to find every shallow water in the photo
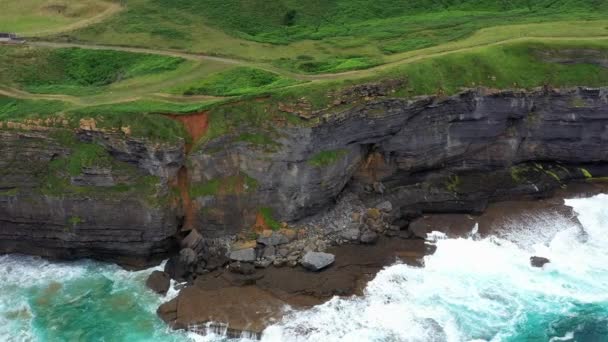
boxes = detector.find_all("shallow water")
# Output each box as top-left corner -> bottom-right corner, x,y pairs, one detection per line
0,194 -> 606,342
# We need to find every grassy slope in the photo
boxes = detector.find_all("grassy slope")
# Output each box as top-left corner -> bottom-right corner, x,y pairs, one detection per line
0,46 -> 185,96
64,0 -> 608,73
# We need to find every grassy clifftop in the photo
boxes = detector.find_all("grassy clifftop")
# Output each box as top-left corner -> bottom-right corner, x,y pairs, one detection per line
0,0 -> 607,143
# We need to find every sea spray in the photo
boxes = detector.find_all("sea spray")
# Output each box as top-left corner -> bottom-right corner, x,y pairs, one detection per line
261,194 -> 608,342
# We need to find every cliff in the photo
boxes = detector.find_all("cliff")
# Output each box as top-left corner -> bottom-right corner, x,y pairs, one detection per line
1,86 -> 607,266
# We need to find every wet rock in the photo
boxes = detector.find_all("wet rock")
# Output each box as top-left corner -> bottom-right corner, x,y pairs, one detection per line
157,297 -> 178,325
146,271 -> 170,295
530,256 -> 550,268
229,248 -> 257,262
229,262 -> 256,275
376,201 -> 393,213
409,221 -> 428,239
301,252 -> 335,271
180,248 -> 198,265
360,231 -> 379,244
164,256 -> 189,281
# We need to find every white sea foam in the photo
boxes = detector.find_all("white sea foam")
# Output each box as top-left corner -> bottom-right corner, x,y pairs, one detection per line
260,194 -> 608,342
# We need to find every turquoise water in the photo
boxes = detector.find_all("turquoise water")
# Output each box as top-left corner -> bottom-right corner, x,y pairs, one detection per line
1,194 -> 606,341
0,257 -> 191,341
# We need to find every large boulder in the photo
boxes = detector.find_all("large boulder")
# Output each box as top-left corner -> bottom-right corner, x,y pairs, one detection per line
229,248 -> 257,262
530,256 -> 550,268
181,229 -> 203,251
179,248 -> 198,265
164,255 -> 189,281
360,230 -> 379,244
146,270 -> 171,295
300,252 -> 335,271
257,232 -> 289,246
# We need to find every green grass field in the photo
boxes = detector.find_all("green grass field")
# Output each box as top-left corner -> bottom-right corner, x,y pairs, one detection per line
0,0 -> 119,36
0,0 -> 607,143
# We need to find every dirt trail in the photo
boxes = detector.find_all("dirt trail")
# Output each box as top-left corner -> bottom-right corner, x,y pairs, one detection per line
28,36 -> 608,82
6,35 -> 607,105
0,87 -> 82,104
25,2 -> 124,37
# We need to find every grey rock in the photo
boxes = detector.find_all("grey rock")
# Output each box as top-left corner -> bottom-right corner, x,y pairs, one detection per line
179,248 -> 198,265
376,201 -> 393,213
262,245 -> 276,258
360,231 -> 379,244
301,251 -> 335,271
229,248 -> 256,262
340,228 -> 360,241
409,220 -> 428,239
530,256 -> 551,268
181,229 -> 203,250
257,233 -> 289,246
254,259 -> 273,269
146,271 -> 170,295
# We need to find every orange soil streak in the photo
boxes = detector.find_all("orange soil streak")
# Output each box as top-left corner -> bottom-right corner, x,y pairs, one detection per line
166,111 -> 210,231
252,212 -> 270,234
177,166 -> 195,231
168,111 -> 209,153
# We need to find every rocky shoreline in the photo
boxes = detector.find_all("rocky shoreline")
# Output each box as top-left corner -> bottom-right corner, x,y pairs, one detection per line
154,180 -> 608,337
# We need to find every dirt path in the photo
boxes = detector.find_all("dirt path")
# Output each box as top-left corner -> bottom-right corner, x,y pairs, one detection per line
6,35 -> 606,105
29,35 -> 608,82
0,87 -> 82,104
25,2 -> 123,37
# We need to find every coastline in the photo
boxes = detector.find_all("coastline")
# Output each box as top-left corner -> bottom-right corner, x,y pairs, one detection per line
158,180 -> 608,338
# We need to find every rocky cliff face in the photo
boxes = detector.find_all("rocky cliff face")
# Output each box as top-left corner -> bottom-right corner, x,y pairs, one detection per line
191,87 -> 608,236
1,87 -> 607,266
0,129 -> 183,267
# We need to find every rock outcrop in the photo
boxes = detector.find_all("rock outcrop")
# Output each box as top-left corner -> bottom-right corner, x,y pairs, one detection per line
1,86 -> 607,267
0,130 -> 183,267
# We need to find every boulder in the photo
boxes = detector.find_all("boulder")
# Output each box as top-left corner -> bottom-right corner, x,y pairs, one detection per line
164,255 -> 189,281
146,270 -> 170,295
257,232 -> 289,246
181,229 -> 203,250
530,256 -> 550,268
340,228 -> 360,241
360,230 -> 379,244
376,201 -> 393,213
408,221 -> 428,239
300,252 -> 335,271
179,248 -> 198,265
157,297 -> 178,325
229,248 -> 257,262
262,245 -> 276,258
